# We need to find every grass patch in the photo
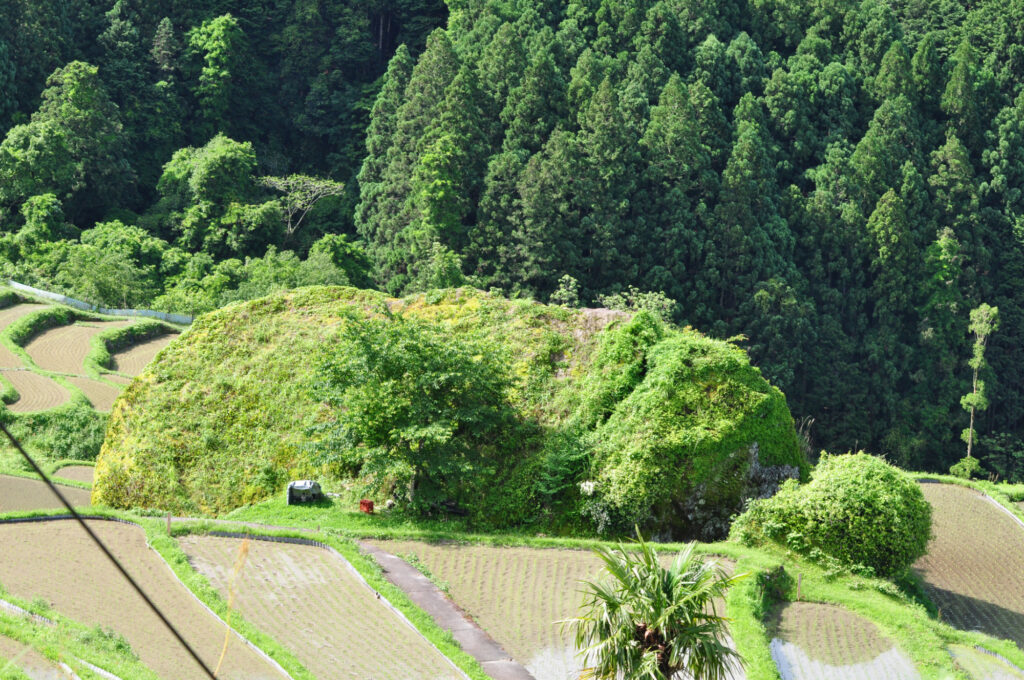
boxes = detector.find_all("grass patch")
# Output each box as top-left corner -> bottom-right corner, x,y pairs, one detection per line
0,586 -> 159,679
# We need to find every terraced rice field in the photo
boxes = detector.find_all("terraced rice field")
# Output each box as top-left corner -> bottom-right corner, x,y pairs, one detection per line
949,644 -> 1024,679
914,483 -> 1024,650
769,602 -> 920,679
2,373 -> 68,413
0,476 -> 90,513
51,467 -> 93,485
111,336 -> 174,377
64,377 -> 120,411
0,520 -> 285,680
24,322 -> 131,375
180,535 -> 461,680
369,540 -> 737,680
0,302 -> 178,411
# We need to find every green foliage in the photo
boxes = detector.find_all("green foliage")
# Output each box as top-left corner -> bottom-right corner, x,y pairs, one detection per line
949,455 -> 983,479
96,287 -> 803,535
563,533 -> 744,680
731,452 -> 932,577
308,312 -> 519,514
2,402 -> 108,461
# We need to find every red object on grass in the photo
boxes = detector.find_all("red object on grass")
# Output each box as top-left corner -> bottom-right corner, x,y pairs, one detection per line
359,499 -> 374,514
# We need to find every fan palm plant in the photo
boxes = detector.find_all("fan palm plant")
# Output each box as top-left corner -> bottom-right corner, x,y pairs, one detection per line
563,531 -> 745,680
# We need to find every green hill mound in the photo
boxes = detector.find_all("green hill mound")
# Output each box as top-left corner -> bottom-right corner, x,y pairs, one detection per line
95,287 -> 806,537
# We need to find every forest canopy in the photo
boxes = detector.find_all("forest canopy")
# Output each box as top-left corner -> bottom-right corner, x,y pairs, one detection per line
4,0 -> 1024,478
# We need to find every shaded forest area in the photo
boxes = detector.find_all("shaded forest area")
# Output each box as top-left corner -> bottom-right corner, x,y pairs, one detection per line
4,0 -> 1024,477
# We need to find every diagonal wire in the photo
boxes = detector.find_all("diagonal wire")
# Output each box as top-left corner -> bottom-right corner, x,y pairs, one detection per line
0,422 -> 217,679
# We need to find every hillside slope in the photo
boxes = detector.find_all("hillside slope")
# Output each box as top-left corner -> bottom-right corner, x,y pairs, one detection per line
95,286 -> 805,535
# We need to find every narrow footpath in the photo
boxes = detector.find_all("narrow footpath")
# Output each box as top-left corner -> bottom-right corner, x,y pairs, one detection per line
357,540 -> 535,680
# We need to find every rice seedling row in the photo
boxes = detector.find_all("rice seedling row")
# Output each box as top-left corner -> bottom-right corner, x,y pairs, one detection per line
368,539 -> 736,680
0,520 -> 286,680
914,483 -> 1024,650
768,601 -> 920,680
179,535 -> 462,680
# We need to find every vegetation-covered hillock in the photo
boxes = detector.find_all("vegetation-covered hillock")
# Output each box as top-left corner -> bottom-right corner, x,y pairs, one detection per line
95,286 -> 805,535
731,452 -> 932,577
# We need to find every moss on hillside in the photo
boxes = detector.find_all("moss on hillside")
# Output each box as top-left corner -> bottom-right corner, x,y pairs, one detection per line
95,286 -> 805,536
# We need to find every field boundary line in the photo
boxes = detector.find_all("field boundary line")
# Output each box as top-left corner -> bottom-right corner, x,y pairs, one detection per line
0,515 -> 296,680
206,530 -> 472,680
6,281 -> 193,325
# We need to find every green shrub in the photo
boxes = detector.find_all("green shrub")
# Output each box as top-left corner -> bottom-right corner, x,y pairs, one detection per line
731,452 -> 932,577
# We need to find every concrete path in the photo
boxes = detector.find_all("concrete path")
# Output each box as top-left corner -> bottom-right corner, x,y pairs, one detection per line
357,540 -> 536,680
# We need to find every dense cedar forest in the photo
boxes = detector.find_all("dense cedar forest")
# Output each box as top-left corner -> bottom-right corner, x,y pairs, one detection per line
3,0 -> 1024,478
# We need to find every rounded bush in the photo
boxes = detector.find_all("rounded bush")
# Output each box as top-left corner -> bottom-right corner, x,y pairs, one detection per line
731,452 -> 932,577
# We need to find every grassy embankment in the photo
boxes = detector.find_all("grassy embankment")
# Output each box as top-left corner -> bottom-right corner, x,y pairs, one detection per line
0,585 -> 160,679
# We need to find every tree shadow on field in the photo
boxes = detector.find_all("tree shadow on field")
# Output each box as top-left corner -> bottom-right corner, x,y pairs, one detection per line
925,584 -> 1024,650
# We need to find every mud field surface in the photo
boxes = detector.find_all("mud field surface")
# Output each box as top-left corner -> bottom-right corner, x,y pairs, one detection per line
51,467 -> 94,485
0,520 -> 286,680
0,633 -> 67,680
0,476 -> 90,513
949,644 -> 1024,679
65,377 -> 120,411
179,535 -> 460,680
25,322 -> 131,374
111,336 -> 175,377
2,372 -> 68,412
769,601 -> 919,679
369,540 -> 736,680
914,483 -> 1024,649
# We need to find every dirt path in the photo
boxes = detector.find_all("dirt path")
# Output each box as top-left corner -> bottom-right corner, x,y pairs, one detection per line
180,535 -> 462,680
65,377 -> 120,411
915,483 -> 1024,649
24,322 -> 131,374
0,476 -> 91,513
1,372 -> 68,412
0,633 -> 74,680
769,602 -> 920,679
0,520 -> 287,680
112,336 -> 175,377
363,539 -> 738,680
52,467 -> 93,485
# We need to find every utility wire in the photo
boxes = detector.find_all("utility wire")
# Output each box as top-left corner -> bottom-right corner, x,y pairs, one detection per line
0,422 -> 218,679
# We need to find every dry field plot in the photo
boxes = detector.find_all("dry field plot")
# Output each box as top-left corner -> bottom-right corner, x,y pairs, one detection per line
0,476 -> 90,513
0,520 -> 286,680
111,336 -> 174,377
24,322 -> 130,375
64,377 -> 120,411
769,602 -> 920,680
369,540 -> 736,680
914,483 -> 1024,649
51,467 -> 93,485
2,373 -> 68,413
179,535 -> 460,680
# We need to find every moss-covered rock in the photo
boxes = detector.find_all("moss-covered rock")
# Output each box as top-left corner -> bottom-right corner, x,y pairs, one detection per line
95,286 -> 805,536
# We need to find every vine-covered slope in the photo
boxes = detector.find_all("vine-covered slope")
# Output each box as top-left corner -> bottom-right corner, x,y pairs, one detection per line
95,286 -> 804,534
